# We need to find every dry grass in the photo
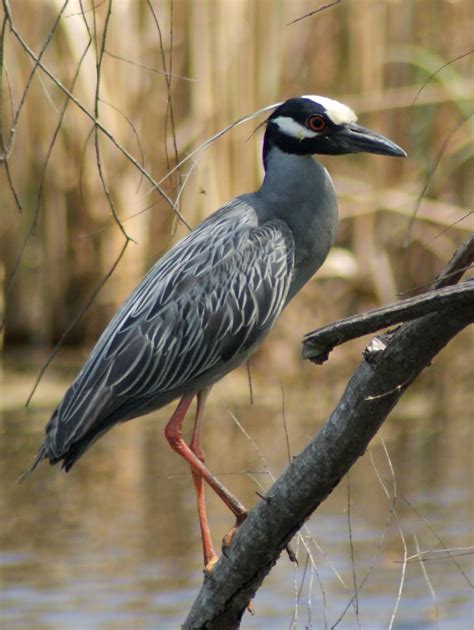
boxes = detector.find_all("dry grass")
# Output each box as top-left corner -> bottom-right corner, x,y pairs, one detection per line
1,0 -> 472,365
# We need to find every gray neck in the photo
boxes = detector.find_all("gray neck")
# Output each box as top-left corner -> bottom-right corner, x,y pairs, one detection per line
248,147 -> 339,300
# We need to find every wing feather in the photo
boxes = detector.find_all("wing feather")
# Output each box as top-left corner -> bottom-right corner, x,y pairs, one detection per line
44,198 -> 295,462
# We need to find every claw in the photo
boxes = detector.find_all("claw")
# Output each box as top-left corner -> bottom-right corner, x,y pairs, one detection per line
222,511 -> 248,549
223,526 -> 237,549
204,555 -> 219,575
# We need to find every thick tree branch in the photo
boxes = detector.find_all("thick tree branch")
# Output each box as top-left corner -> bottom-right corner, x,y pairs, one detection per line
184,237 -> 473,629
302,234 -> 474,363
302,280 -> 473,364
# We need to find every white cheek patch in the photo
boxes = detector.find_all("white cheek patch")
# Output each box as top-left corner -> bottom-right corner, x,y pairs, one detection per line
302,95 -> 357,125
272,116 -> 318,139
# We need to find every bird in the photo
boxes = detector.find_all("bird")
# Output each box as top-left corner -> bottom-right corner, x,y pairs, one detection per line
22,95 -> 406,571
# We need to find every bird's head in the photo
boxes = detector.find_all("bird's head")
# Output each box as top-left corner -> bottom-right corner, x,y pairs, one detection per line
263,95 -> 406,166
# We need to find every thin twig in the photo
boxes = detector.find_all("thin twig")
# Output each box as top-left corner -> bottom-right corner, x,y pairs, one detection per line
147,0 -> 184,231
305,547 -> 315,630
397,263 -> 473,297
104,48 -> 196,81
92,0 -> 134,242
398,546 -> 474,563
229,407 -> 332,630
404,115 -> 471,245
346,474 -> 361,624
410,49 -> 474,119
290,537 -> 303,629
381,441 -> 408,630
402,49 -> 474,245
228,409 -> 271,479
1,0 -> 69,159
100,97 -> 146,194
0,31 -> 92,332
413,533 -> 440,629
3,5 -> 178,215
400,495 -> 473,588
65,0 -> 106,18
301,534 -> 329,630
332,450 -> 396,628
246,361 -> 254,405
0,12 -> 18,201
7,59 -> 91,308
428,210 -> 474,243
140,102 -> 281,204
280,384 -> 292,463
25,239 -> 130,406
430,233 -> 474,290
287,0 -> 341,26
1,160 -> 22,212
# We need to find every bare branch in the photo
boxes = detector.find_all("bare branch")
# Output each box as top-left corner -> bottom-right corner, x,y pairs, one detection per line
302,234 -> 474,363
302,279 -> 474,364
2,4 -> 177,213
1,0 -> 69,159
104,48 -> 197,81
25,239 -> 130,406
90,0 -> 135,242
413,533 -> 440,629
0,22 -> 92,334
410,49 -> 474,117
287,0 -> 341,26
184,240 -> 473,628
404,115 -> 471,245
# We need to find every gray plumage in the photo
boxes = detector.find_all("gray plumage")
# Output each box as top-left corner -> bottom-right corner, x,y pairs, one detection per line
24,95 -> 405,477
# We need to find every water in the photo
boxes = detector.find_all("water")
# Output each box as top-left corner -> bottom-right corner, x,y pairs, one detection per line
1,345 -> 473,629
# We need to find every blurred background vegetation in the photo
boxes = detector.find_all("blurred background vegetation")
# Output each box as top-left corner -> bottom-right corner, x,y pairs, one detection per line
1,0 -> 472,359
1,1 -> 473,627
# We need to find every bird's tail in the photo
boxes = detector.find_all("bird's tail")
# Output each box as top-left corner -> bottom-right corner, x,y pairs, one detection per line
17,445 -> 47,483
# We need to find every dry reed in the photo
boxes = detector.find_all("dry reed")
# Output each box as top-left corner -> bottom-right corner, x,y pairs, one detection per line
1,0 -> 472,360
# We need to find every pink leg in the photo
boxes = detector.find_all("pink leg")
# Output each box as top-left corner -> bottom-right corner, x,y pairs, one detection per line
164,391 -> 247,567
188,388 -> 217,568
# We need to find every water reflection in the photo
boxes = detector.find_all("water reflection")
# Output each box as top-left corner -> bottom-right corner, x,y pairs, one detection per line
1,342 -> 473,629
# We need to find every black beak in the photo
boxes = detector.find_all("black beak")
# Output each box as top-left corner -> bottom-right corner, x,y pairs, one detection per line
337,123 -> 407,157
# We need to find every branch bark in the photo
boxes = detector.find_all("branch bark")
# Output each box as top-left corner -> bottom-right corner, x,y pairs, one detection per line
302,280 -> 473,363
302,235 -> 474,363
184,238 -> 473,629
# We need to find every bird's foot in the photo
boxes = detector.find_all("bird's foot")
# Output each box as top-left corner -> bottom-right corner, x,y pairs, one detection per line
222,511 -> 248,549
204,554 -> 219,575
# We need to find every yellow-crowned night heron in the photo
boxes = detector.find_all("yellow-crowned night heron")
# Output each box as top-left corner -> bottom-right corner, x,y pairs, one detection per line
24,96 -> 406,569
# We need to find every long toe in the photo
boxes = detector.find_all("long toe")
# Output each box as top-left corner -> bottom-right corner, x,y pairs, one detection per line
204,554 -> 219,575
222,511 -> 248,549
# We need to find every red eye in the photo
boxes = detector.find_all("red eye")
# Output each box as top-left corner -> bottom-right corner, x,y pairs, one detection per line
307,115 -> 326,132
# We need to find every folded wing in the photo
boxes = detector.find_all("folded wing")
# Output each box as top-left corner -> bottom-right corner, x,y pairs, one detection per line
39,199 -> 295,470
